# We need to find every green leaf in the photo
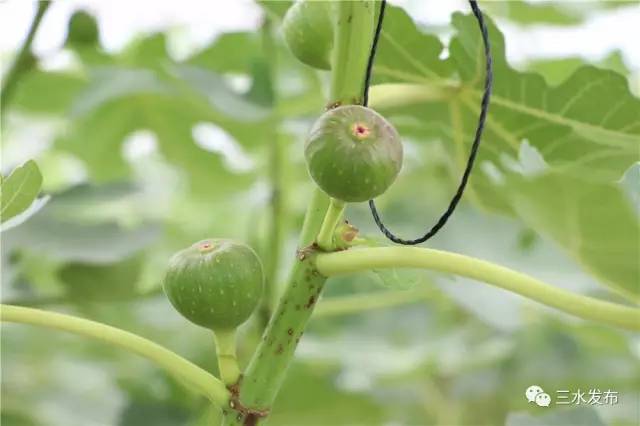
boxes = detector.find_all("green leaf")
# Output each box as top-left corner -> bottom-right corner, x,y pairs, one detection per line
369,11 -> 640,297
448,13 -> 639,179
59,255 -> 144,302
1,160 -> 43,224
170,65 -> 270,121
56,67 -> 264,194
370,268 -> 426,290
11,71 -> 87,114
483,1 -> 583,27
506,407 -> 605,426
505,172 -> 640,302
270,364 -> 387,426
3,184 -> 160,263
119,401 -> 191,426
374,12 -> 640,183
257,0 -> 293,20
4,215 -> 159,264
0,410 -> 38,426
526,51 -> 632,86
188,32 -> 261,74
374,5 -> 453,84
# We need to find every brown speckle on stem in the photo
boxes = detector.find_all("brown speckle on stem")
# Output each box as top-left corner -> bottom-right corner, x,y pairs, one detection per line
305,295 -> 315,309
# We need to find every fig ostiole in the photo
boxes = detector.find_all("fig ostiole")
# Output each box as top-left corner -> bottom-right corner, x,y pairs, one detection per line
305,105 -> 403,203
282,0 -> 334,70
162,239 -> 264,385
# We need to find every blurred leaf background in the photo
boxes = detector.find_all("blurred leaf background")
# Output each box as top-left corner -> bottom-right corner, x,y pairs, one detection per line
1,1 -> 639,425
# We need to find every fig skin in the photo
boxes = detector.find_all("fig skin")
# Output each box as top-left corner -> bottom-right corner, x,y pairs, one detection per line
282,0 -> 333,70
66,11 -> 99,46
305,105 -> 403,203
163,239 -> 263,330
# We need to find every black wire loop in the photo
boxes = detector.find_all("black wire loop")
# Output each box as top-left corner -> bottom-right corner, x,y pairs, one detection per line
364,0 -> 493,245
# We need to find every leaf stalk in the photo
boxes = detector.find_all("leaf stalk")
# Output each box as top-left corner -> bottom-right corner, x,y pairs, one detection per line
0,305 -> 231,406
315,247 -> 640,331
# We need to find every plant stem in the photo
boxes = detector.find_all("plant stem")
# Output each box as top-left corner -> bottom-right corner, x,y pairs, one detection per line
260,16 -> 285,325
1,1 -> 50,113
0,304 -> 231,405
224,2 -> 376,424
213,328 -> 241,386
314,247 -> 640,331
316,198 -> 346,250
299,188 -> 330,247
329,0 -> 375,105
368,83 -> 455,109
228,255 -> 326,425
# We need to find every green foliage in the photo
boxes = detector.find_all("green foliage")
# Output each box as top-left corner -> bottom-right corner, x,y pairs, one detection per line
0,160 -> 44,225
506,172 -> 639,301
527,51 -> 631,86
2,2 -> 639,425
369,6 -> 640,301
59,256 -> 144,302
484,1 -> 583,27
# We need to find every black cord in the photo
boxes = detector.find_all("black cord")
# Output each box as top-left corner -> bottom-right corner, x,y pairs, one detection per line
364,0 -> 493,245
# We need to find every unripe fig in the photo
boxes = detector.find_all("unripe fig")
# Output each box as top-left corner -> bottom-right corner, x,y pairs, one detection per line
305,105 -> 403,202
282,0 -> 333,70
163,239 -> 263,330
66,11 -> 99,46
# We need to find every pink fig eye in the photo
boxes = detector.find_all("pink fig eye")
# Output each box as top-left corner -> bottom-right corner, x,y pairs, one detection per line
199,242 -> 215,252
352,122 -> 371,140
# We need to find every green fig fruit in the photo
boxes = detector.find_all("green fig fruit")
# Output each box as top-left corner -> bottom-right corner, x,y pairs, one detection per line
305,105 -> 403,202
66,11 -> 99,46
163,239 -> 263,330
282,0 -> 334,70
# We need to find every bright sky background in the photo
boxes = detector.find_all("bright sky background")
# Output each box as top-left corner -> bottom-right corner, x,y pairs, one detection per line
1,0 -> 639,72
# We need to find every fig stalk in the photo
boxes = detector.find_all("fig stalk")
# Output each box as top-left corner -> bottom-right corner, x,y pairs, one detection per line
213,328 -> 241,386
316,198 -> 346,251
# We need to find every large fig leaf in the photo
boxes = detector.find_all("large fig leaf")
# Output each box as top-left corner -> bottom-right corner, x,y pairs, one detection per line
369,9 -> 640,299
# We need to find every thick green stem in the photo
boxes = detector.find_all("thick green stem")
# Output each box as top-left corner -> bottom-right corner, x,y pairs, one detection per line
368,83 -> 455,109
224,2 -> 376,424
315,247 -> 640,331
329,0 -> 375,105
0,305 -> 231,405
260,17 -> 285,325
316,198 -> 346,251
1,1 -> 50,113
213,328 -> 241,386
229,255 -> 326,425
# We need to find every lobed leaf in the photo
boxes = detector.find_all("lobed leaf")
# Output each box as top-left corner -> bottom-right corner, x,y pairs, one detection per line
369,10 -> 640,299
